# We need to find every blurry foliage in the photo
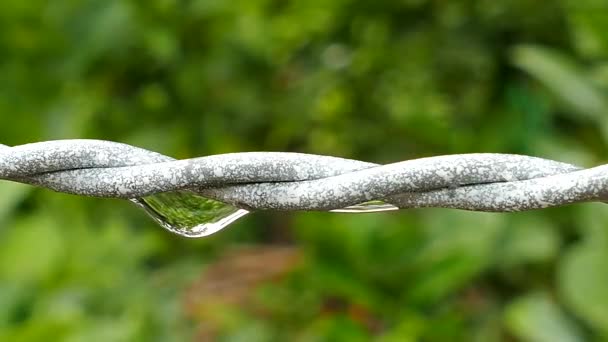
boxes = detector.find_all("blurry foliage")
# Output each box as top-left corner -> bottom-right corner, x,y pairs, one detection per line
0,0 -> 608,341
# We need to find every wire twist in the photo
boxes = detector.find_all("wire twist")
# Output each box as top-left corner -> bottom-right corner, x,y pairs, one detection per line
1,139 -> 606,212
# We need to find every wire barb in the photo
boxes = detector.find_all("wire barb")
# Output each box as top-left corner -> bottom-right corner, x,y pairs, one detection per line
0,139 -> 605,212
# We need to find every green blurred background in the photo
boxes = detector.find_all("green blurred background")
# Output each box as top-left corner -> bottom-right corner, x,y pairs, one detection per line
1,0 -> 608,341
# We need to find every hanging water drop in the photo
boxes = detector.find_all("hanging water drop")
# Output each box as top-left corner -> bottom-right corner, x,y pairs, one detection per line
133,192 -> 398,238
330,200 -> 399,213
131,191 -> 249,238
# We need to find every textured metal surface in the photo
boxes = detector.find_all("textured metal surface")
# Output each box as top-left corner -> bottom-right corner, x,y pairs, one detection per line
1,139 -> 604,212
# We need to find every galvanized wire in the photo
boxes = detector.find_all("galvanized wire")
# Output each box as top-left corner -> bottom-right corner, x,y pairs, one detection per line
1,139 -> 605,212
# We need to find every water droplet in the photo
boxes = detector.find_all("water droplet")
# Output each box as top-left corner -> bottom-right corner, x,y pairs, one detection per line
131,191 -> 249,238
132,194 -> 397,238
330,200 -> 399,213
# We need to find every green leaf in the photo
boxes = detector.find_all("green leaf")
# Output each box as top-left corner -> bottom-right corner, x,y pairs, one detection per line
559,241 -> 608,335
511,45 -> 608,119
499,215 -> 559,266
0,214 -> 65,284
0,182 -> 31,224
504,292 -> 584,342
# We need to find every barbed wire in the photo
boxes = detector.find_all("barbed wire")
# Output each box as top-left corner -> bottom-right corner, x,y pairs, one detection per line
0,139 -> 606,213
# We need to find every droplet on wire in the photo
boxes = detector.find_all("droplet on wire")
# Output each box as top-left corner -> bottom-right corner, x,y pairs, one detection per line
330,200 -> 399,213
131,191 -> 249,238
133,192 -> 398,237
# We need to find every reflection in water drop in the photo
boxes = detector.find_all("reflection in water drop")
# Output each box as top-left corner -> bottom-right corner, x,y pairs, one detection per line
131,191 -> 249,238
330,200 -> 399,213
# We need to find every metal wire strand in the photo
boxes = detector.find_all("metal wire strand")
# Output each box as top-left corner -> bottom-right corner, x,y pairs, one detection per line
1,139 -> 603,212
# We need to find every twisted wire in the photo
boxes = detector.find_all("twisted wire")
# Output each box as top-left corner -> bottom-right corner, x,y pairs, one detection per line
0,139 -> 606,212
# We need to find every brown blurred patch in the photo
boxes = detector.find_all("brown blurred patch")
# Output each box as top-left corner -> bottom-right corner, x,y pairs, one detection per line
183,245 -> 302,340
319,296 -> 384,334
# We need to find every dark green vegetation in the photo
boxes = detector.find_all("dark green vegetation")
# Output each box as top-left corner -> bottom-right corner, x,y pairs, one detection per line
1,0 -> 608,340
